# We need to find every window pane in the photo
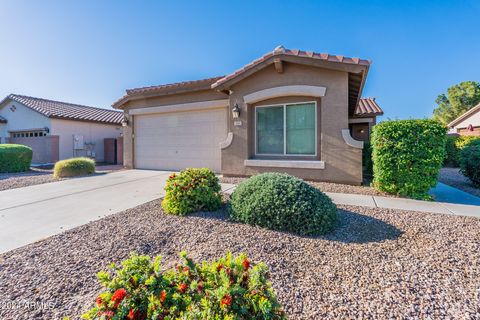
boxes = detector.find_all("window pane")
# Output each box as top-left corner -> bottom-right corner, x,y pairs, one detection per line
256,106 -> 284,154
286,103 -> 316,154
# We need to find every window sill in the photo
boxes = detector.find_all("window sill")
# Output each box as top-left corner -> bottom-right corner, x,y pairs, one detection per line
244,159 -> 325,169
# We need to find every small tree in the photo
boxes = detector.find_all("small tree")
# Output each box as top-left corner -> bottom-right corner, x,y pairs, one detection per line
432,81 -> 480,125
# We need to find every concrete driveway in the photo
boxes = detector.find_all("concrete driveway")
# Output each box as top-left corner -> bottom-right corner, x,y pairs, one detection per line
0,170 -> 172,254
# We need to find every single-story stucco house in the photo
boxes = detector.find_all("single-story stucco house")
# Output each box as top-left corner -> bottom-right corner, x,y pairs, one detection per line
0,94 -> 123,164
448,103 -> 480,136
113,46 -> 383,185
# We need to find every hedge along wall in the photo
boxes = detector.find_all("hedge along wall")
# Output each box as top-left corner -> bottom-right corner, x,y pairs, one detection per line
0,144 -> 33,173
371,119 -> 447,199
444,135 -> 480,167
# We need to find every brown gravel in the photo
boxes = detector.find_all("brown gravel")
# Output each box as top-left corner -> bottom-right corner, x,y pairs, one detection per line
220,176 -> 393,197
438,167 -> 480,198
0,165 -> 124,191
1,201 -> 479,319
0,168 -> 57,191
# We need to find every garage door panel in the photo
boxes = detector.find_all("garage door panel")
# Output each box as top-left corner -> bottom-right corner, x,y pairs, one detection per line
134,108 -> 227,172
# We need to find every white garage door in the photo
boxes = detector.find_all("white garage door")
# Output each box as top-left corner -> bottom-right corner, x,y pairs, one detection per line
134,108 -> 227,172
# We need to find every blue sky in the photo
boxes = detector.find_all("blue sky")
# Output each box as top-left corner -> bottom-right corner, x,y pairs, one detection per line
0,0 -> 479,120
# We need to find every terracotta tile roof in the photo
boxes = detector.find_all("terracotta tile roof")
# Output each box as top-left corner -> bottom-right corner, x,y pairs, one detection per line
211,46 -> 371,88
355,98 -> 383,117
0,115 -> 6,123
112,76 -> 224,108
126,76 -> 224,95
4,94 -> 123,125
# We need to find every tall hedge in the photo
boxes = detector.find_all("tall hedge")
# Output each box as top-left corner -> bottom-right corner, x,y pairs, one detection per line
459,140 -> 480,187
371,119 -> 446,199
0,144 -> 32,173
444,135 -> 480,167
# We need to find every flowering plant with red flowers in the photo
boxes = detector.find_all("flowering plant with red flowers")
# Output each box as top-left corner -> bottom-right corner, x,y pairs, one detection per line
81,252 -> 285,319
161,168 -> 222,216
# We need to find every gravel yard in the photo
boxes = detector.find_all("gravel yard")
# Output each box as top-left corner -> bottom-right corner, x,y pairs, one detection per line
438,167 -> 480,198
1,201 -> 479,319
0,165 -> 124,191
0,168 -> 56,191
221,176 -> 392,197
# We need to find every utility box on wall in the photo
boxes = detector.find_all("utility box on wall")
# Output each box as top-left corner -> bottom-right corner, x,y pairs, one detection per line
73,135 -> 84,150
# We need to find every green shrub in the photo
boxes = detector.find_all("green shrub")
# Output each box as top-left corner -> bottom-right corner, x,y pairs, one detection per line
228,172 -> 337,236
81,252 -> 286,320
53,157 -> 95,178
0,144 -> 32,173
371,119 -> 447,199
459,140 -> 480,187
444,135 -> 480,167
162,168 -> 222,215
363,141 -> 373,177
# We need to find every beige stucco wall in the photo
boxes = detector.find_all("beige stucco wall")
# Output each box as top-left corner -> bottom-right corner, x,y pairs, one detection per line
452,109 -> 480,131
50,119 -> 122,162
221,62 -> 363,184
121,89 -> 229,168
0,100 -> 51,143
7,135 -> 59,164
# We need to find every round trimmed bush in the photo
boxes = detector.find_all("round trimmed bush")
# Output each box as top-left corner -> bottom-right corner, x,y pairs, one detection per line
53,157 -> 95,178
459,139 -> 480,187
228,173 -> 337,235
162,168 -> 222,215
0,144 -> 32,173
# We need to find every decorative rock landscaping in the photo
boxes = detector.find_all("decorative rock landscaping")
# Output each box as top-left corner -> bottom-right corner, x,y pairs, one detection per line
0,200 -> 479,319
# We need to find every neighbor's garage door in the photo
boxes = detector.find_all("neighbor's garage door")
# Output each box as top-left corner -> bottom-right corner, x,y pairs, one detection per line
134,108 -> 227,172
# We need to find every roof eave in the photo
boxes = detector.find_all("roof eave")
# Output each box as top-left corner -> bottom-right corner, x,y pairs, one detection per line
447,103 -> 480,127
211,53 -> 369,91
113,82 -> 218,109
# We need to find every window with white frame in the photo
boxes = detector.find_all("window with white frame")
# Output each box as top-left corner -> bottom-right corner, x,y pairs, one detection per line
255,101 -> 317,155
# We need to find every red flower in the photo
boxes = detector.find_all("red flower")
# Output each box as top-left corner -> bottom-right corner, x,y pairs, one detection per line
242,259 -> 250,270
159,290 -> 167,303
220,294 -> 233,308
111,288 -> 127,308
95,296 -> 103,307
178,283 -> 188,293
183,266 -> 190,273
103,310 -> 115,318
169,174 -> 176,179
127,309 -> 137,320
216,264 -> 224,272
197,283 -> 203,294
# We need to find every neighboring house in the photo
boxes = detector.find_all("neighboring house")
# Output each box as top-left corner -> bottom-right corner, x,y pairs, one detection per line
448,103 -> 480,136
113,46 -> 383,185
0,94 -> 123,164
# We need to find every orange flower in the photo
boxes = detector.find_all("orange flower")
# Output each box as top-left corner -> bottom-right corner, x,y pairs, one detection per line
111,288 -> 127,308
178,283 -> 188,293
159,290 -> 167,303
95,296 -> 103,307
220,294 -> 232,307
127,309 -> 136,320
242,259 -> 250,270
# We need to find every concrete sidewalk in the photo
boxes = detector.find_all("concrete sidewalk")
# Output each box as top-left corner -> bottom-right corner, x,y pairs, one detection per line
429,182 -> 480,206
222,185 -> 480,218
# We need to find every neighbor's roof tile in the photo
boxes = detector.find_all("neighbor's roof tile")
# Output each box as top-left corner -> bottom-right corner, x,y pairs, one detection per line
6,94 -> 123,125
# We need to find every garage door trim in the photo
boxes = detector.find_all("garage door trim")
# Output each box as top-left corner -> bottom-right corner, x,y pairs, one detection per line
129,99 -> 229,116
